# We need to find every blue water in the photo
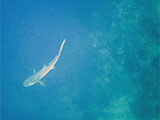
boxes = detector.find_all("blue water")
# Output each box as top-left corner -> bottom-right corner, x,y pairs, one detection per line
1,0 -> 160,120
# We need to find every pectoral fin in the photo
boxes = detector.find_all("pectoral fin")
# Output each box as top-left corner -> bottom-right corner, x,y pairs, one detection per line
38,79 -> 46,86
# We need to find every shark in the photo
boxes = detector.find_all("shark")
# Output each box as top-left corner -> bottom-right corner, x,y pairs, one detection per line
23,39 -> 66,87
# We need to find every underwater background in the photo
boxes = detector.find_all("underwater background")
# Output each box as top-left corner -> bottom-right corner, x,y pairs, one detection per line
1,0 -> 160,120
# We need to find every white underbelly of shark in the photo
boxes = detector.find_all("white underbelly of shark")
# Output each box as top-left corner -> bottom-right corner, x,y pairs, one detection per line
23,39 -> 66,87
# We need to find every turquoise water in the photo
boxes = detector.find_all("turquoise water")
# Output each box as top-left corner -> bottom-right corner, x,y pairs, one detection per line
1,0 -> 160,120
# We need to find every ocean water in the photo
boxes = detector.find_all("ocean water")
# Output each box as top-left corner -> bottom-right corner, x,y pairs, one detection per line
1,0 -> 160,120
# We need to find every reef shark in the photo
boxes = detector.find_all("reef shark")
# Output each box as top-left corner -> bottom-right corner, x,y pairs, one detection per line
23,39 -> 66,87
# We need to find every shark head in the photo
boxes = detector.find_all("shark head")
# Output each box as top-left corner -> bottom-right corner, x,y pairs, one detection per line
23,76 -> 38,87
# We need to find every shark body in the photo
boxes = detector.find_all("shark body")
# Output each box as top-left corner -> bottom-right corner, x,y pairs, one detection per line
23,39 -> 66,87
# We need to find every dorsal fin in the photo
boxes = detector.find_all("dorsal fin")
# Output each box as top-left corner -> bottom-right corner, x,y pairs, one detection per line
33,68 -> 36,73
43,64 -> 47,68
